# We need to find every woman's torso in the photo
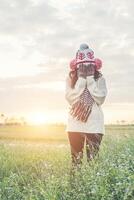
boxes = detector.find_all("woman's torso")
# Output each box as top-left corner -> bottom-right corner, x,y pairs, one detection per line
65,101 -> 105,134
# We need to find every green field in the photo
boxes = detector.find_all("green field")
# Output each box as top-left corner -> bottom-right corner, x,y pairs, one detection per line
0,125 -> 134,200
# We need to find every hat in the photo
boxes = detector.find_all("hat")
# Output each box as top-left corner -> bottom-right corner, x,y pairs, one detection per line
69,43 -> 102,71
79,43 -> 89,50
70,58 -> 77,71
70,57 -> 102,71
69,57 -> 102,71
94,58 -> 102,70
76,43 -> 95,65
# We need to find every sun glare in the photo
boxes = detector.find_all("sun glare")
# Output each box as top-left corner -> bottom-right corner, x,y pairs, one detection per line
27,113 -> 47,125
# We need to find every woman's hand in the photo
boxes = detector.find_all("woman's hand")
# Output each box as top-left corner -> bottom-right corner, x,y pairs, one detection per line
86,64 -> 95,76
69,70 -> 78,88
77,64 -> 87,79
69,70 -> 77,79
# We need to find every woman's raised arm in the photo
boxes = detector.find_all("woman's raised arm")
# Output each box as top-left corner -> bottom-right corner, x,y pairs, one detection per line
86,75 -> 108,105
65,76 -> 87,105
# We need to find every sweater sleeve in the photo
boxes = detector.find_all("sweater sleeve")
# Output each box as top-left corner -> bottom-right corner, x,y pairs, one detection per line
86,75 -> 108,105
65,76 -> 87,105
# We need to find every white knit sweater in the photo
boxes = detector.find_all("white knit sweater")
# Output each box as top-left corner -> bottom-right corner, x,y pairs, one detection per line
65,75 -> 107,134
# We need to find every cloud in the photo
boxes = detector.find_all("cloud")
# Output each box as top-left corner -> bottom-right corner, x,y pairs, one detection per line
0,83 -> 67,114
0,0 -> 134,118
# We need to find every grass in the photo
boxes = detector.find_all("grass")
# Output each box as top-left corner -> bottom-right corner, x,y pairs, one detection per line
0,125 -> 134,200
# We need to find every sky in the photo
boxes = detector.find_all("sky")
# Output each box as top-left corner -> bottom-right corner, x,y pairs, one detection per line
0,0 -> 134,124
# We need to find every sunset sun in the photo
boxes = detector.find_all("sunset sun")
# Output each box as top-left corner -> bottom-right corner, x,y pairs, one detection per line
27,113 -> 47,125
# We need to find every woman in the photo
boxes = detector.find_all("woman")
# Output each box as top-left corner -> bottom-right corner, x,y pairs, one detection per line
65,43 -> 108,168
